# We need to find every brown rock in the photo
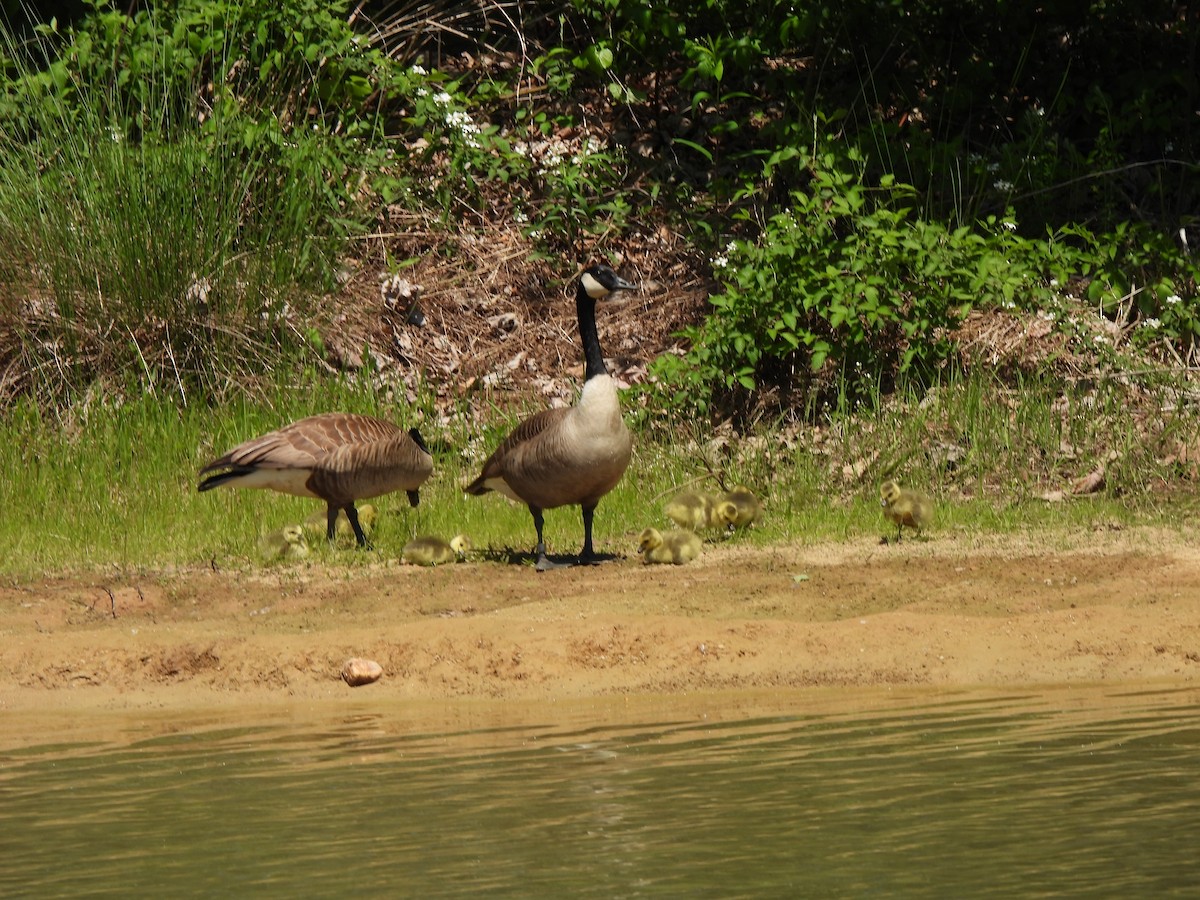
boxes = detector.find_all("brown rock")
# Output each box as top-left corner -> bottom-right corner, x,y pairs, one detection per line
341,657 -> 383,687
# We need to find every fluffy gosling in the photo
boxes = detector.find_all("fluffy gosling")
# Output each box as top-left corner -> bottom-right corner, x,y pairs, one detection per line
258,524 -> 310,561
879,480 -> 933,542
638,527 -> 702,565
719,485 -> 761,529
664,491 -> 717,531
402,534 -> 471,566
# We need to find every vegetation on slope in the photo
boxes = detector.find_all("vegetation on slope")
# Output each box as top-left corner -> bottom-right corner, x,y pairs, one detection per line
0,0 -> 1197,572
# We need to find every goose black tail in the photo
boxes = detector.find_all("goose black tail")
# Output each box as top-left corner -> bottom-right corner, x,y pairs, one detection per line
198,466 -> 256,492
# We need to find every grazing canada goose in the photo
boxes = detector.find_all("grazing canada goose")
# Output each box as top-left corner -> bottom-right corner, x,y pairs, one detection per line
401,534 -> 471,566
465,263 -> 637,571
638,527 -> 702,565
303,503 -> 377,542
664,491 -> 717,531
198,413 -> 432,547
720,485 -> 761,529
257,524 -> 310,561
880,480 -> 934,542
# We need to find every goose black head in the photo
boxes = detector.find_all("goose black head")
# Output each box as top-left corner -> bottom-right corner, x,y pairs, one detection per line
579,264 -> 636,301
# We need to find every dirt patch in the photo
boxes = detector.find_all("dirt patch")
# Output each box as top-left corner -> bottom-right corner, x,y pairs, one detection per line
1,527 -> 1198,713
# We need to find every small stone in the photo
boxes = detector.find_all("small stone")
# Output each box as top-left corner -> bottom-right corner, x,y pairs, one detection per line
341,657 -> 383,687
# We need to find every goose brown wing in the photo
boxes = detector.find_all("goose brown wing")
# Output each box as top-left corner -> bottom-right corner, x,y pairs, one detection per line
201,413 -> 401,473
465,408 -> 569,494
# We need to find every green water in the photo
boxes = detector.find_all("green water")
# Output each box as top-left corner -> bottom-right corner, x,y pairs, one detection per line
2,685 -> 1198,897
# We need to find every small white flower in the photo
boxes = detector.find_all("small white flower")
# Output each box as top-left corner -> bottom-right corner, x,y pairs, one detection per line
712,255 -> 729,269
1002,220 -> 1016,231
1140,317 -> 1161,329
1049,278 -> 1059,287
433,91 -> 452,106
994,180 -> 1014,192
410,65 -> 427,76
987,161 -> 1000,173
1166,294 -> 1183,305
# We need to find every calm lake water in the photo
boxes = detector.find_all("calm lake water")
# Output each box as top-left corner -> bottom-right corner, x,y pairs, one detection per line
2,684 -> 1198,897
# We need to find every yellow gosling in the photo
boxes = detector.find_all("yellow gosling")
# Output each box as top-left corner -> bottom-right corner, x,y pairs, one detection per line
257,524 -> 310,561
664,491 -> 717,531
879,480 -> 934,542
719,485 -> 761,529
402,534 -> 472,566
638,527 -> 702,565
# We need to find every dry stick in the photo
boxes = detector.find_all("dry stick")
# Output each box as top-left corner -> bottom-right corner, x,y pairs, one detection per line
86,587 -> 117,619
698,446 -> 731,494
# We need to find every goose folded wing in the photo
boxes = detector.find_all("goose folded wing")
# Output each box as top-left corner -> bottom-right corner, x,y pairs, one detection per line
466,408 -> 568,492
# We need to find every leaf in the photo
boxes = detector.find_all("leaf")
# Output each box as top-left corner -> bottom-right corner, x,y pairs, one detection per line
672,137 -> 713,161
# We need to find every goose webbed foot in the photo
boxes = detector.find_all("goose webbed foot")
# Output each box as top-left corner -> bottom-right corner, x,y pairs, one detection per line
534,542 -> 573,572
576,549 -> 604,567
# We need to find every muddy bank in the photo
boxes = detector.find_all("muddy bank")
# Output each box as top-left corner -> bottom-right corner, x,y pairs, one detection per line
2,528 -> 1197,713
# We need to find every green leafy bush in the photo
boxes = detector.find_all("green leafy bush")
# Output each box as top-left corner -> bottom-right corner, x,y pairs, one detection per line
654,153 -> 1068,416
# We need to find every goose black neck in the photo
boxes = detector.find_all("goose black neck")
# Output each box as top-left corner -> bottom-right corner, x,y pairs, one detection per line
577,283 -> 608,381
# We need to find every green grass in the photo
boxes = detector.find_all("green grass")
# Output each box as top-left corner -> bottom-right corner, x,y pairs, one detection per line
0,22 -> 351,407
0,370 -> 1185,579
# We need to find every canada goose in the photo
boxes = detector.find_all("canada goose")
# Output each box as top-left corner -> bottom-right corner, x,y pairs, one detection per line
198,413 -> 432,547
664,491 -> 717,531
465,263 -> 636,571
880,480 -> 933,542
638,527 -> 702,565
401,534 -> 471,566
257,524 -> 310,561
720,485 -> 761,529
303,503 -> 377,542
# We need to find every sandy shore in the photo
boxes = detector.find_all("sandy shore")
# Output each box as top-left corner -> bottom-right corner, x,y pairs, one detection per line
2,527 -> 1197,716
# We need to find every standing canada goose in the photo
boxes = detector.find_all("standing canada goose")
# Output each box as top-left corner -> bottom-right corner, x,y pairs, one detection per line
465,263 -> 636,571
664,491 -> 717,531
402,534 -> 471,566
880,480 -> 933,542
199,413 -> 433,547
257,524 -> 310,561
720,485 -> 761,529
303,503 -> 377,542
638,527 -> 702,565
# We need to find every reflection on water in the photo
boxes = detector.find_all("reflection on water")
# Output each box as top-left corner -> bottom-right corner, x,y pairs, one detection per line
2,685 -> 1199,897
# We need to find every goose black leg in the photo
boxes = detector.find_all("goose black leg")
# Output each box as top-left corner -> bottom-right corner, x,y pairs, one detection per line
531,506 -> 569,571
344,503 -> 372,549
325,505 -> 340,543
578,505 -> 600,566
